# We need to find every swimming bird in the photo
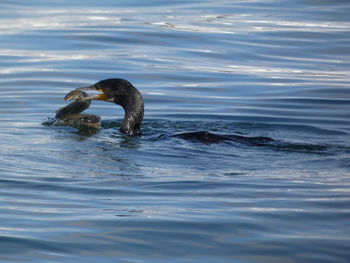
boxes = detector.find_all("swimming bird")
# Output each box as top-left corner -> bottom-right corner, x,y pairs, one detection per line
63,78 -> 273,145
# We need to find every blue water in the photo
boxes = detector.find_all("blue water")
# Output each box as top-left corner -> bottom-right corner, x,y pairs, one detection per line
1,1 -> 350,262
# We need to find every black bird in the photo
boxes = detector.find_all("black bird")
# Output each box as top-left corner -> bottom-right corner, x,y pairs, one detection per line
63,78 -> 273,145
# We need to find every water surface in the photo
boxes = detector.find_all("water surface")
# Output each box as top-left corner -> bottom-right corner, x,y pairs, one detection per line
1,0 -> 350,262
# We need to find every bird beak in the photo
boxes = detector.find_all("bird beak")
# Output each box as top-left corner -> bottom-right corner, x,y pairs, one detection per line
94,92 -> 108,101
78,85 -> 96,91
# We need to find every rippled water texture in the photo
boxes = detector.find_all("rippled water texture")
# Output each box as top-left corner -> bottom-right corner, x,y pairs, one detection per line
1,1 -> 350,262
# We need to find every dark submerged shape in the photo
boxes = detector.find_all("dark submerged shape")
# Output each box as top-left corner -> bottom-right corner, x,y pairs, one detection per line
173,131 -> 273,145
65,78 -> 144,136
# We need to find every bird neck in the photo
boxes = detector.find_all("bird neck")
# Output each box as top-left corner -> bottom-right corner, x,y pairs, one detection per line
120,95 -> 144,136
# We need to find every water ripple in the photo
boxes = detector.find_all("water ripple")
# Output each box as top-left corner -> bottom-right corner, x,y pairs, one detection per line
1,0 -> 350,262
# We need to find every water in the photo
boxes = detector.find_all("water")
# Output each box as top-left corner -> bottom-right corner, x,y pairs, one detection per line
1,0 -> 350,262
